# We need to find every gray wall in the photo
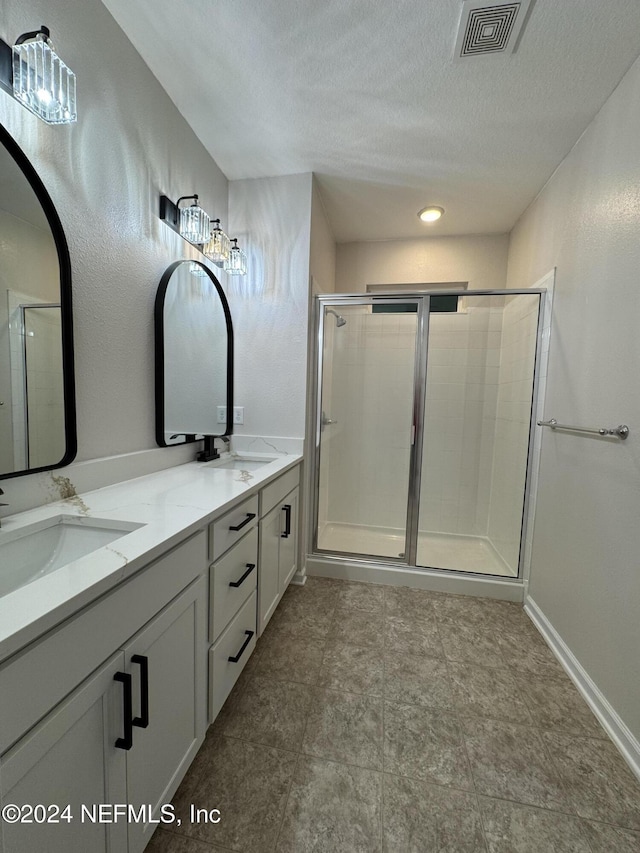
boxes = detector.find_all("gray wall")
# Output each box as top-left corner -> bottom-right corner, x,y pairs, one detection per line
0,0 -> 228,470
507,55 -> 640,748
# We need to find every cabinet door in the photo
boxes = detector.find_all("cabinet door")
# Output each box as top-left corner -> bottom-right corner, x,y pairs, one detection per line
123,577 -> 207,853
258,503 -> 282,636
279,487 -> 299,594
0,653 -> 128,853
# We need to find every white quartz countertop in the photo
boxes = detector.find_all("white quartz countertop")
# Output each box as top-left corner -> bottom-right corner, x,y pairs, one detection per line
0,452 -> 302,662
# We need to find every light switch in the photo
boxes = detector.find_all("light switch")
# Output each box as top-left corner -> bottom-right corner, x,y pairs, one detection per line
233,406 -> 244,425
217,406 -> 227,424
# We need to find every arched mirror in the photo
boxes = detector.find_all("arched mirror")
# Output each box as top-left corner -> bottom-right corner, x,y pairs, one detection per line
0,124 -> 76,479
154,260 -> 233,447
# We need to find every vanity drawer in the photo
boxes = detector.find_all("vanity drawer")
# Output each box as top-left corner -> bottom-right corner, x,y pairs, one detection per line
210,494 -> 259,561
210,527 -> 258,643
260,466 -> 300,516
209,590 -> 257,722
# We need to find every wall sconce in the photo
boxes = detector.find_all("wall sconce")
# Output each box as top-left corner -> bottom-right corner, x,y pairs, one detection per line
203,220 -> 231,267
224,239 -> 247,276
0,25 -> 77,124
177,195 -> 210,244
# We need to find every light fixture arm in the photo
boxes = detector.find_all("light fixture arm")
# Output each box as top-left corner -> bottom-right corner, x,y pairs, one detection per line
176,194 -> 199,208
15,26 -> 50,46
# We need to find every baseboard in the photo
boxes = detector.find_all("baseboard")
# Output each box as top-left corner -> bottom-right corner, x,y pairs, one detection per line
307,555 -> 523,602
525,596 -> 640,782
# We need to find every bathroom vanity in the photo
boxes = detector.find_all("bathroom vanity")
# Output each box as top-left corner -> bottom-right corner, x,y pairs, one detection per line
0,453 -> 301,853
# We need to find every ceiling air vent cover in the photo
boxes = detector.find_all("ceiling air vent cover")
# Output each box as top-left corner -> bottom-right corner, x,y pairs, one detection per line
454,0 -> 532,58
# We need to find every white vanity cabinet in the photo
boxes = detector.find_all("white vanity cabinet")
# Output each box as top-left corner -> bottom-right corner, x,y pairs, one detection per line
0,532 -> 208,853
258,466 -> 300,636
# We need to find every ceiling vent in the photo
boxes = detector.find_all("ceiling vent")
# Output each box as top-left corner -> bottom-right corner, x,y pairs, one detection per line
454,0 -> 533,58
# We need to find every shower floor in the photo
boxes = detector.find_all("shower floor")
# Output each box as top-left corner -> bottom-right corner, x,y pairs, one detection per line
317,522 -> 516,577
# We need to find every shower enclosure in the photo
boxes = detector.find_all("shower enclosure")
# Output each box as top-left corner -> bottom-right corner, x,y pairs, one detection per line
312,291 -> 543,579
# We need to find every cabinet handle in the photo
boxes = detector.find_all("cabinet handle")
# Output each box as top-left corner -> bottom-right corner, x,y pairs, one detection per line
229,563 -> 256,588
228,630 -> 254,663
131,654 -> 149,729
229,512 -> 256,532
281,504 -> 292,538
114,671 -> 133,750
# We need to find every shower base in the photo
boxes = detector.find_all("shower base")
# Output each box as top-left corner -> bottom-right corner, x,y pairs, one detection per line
317,522 -> 516,578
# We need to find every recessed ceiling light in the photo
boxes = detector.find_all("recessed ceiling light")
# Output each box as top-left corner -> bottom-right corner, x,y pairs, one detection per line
418,206 -> 444,223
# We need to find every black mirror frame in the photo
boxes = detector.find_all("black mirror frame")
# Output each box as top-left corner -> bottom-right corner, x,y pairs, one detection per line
0,123 -> 77,480
154,260 -> 234,446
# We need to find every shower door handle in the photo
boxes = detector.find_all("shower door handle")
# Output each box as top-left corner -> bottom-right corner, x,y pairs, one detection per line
321,412 -> 337,431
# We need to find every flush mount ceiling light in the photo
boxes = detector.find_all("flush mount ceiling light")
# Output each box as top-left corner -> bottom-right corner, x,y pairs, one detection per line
224,239 -> 247,276
203,219 -> 231,267
418,206 -> 444,223
0,25 -> 76,124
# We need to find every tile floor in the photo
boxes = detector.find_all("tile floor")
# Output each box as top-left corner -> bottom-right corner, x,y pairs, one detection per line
148,578 -> 640,853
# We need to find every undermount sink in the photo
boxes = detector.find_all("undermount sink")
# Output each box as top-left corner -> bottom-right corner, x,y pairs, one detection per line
0,515 -> 144,598
206,454 -> 278,472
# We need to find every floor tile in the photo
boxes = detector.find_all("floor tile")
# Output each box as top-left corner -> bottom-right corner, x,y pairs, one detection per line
302,688 -> 384,770
220,676 -> 313,751
448,661 -> 531,722
479,797 -> 592,852
335,580 -> 385,613
437,619 -> 505,667
146,830 -> 231,852
384,585 -> 438,621
276,756 -> 382,853
581,819 -> 640,852
268,595 -> 335,638
384,612 -> 444,658
512,672 -> 605,738
383,773 -> 485,852
431,593 -> 494,626
317,641 -> 384,695
384,652 -> 454,710
329,606 -> 384,648
383,701 -> 473,790
542,732 -> 640,829
180,735 -> 296,852
497,631 -> 567,679
460,717 -> 569,810
253,631 -> 325,685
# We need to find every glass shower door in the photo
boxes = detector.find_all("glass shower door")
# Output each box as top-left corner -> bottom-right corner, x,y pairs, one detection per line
315,300 -> 421,560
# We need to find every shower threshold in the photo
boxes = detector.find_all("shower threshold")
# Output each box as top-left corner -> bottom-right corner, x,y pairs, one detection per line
317,522 -> 516,578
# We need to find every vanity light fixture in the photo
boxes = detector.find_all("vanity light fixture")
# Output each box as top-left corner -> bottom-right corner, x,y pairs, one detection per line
224,239 -> 247,276
178,195 -> 210,245
418,206 -> 444,223
0,25 -> 76,124
189,262 -> 208,277
203,219 -> 231,267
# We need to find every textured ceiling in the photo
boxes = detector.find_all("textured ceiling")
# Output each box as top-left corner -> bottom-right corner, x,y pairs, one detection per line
101,0 -> 640,242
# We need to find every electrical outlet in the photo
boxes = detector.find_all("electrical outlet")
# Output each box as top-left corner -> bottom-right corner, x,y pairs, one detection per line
233,406 -> 244,425
216,406 -> 227,424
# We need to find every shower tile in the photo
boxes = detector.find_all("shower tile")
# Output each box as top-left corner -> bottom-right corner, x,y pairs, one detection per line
478,797 -> 592,853
318,641 -> 384,696
220,676 -> 314,752
276,756 -> 382,853
383,702 -> 473,790
512,672 -> 605,738
447,661 -> 531,723
542,732 -> 640,829
437,620 -> 505,668
329,607 -> 384,648
460,717 -> 569,811
384,613 -> 444,658
383,774 -> 485,853
302,688 -> 384,770
384,653 -> 454,710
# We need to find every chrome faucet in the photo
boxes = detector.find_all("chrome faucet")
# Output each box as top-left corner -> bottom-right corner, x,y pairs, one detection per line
0,487 -> 7,528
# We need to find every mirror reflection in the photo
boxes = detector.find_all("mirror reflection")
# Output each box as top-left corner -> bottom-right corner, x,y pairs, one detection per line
0,132 -> 70,476
155,260 -> 233,446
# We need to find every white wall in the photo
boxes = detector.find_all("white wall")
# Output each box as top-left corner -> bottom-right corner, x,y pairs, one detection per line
310,180 -> 336,295
335,234 -> 509,293
0,0 -> 229,507
506,56 -> 640,746
227,173 -> 312,442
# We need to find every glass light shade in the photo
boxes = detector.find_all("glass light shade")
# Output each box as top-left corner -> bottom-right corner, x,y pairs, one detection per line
203,223 -> 230,266
180,203 -> 210,244
13,34 -> 77,125
224,242 -> 247,276
189,262 -> 207,277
